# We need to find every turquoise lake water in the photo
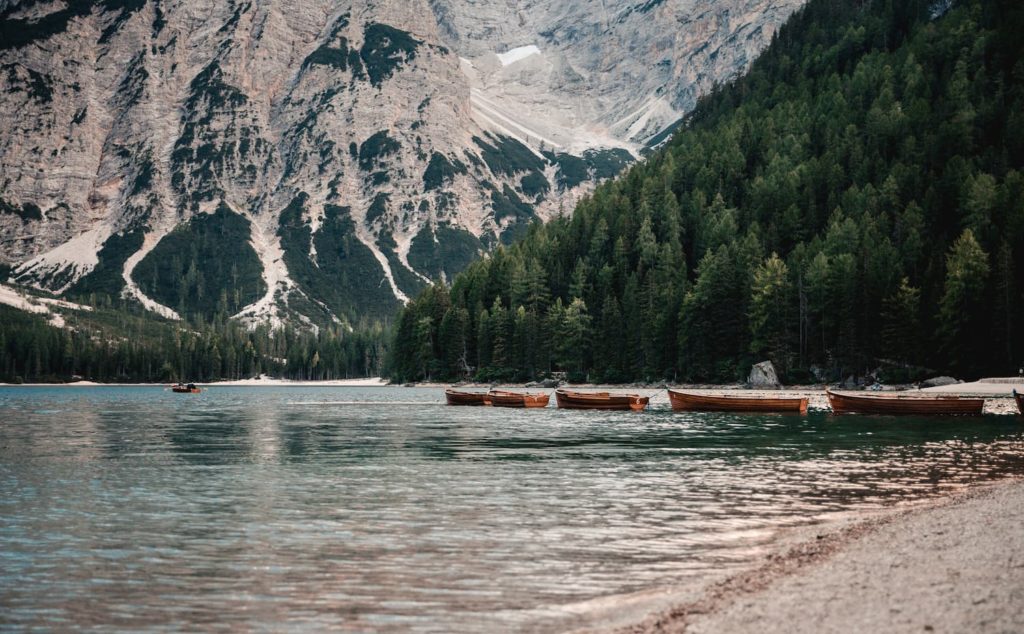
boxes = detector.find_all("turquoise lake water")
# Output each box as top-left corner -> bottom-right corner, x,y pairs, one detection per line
1,386 -> 1022,631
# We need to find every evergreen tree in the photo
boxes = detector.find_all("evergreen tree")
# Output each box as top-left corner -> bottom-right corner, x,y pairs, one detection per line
749,253 -> 794,372
556,298 -> 592,378
881,277 -> 921,368
938,229 -> 990,375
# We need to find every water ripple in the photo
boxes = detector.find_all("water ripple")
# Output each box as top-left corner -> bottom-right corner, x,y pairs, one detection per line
1,386 -> 1022,631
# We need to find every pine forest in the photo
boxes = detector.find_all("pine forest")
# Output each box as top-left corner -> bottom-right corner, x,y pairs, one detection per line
389,0 -> 1024,384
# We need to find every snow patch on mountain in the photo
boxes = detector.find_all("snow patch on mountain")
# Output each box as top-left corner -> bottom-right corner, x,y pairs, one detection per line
496,44 -> 540,66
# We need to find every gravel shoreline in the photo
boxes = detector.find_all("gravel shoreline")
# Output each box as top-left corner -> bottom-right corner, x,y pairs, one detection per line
617,477 -> 1024,633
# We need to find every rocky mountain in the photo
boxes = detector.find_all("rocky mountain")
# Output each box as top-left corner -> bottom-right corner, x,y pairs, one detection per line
0,0 -> 802,326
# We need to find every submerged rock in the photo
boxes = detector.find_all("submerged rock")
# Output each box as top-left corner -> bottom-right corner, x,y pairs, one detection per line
748,361 -> 781,388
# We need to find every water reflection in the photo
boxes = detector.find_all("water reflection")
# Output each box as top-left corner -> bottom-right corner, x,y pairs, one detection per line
0,386 -> 1022,631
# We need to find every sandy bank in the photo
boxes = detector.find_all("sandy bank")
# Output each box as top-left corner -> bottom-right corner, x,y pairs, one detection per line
922,377 -> 1024,395
208,375 -> 388,387
620,478 -> 1024,634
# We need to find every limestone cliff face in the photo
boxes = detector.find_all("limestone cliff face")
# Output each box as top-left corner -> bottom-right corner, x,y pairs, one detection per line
0,0 -> 801,325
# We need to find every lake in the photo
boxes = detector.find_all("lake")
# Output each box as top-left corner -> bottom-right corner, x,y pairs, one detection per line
1,386 -> 1022,631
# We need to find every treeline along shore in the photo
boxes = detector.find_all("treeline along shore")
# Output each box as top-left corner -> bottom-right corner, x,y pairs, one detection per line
0,304 -> 386,384
389,0 -> 1024,385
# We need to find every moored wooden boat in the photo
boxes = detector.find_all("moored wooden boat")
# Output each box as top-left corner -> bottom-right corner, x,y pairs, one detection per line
668,389 -> 808,413
445,389 -> 492,406
554,389 -> 649,411
826,389 -> 983,416
488,390 -> 550,408
172,383 -> 201,393
1014,389 -> 1023,416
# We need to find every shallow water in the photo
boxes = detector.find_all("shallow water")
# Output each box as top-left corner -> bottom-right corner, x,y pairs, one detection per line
1,386 -> 1022,631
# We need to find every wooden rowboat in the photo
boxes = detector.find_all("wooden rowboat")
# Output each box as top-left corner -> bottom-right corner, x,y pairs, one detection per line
555,389 -> 649,411
172,383 -> 201,393
445,389 -> 492,406
668,389 -> 808,413
1014,389 -> 1023,416
488,390 -> 550,408
826,389 -> 983,416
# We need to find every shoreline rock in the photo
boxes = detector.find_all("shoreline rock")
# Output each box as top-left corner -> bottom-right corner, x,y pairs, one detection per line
747,361 -> 781,388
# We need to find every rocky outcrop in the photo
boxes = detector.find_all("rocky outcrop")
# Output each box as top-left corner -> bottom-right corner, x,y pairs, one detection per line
748,360 -> 781,388
0,0 -> 803,325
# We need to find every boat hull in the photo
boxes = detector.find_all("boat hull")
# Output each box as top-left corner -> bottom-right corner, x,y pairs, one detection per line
668,389 -> 807,413
826,390 -> 984,416
1014,390 -> 1023,416
555,389 -> 649,411
171,386 -> 201,393
445,389 -> 491,406
488,390 -> 550,408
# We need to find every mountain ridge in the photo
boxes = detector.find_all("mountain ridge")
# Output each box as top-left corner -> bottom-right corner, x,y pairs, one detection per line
0,0 -> 802,326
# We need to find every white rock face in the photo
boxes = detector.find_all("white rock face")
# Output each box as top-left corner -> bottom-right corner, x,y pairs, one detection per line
0,0 -> 802,324
442,0 -> 802,150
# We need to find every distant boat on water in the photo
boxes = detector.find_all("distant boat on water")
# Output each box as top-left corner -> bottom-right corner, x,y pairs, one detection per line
554,389 -> 648,411
172,383 -> 201,393
445,389 -> 491,406
826,389 -> 983,416
668,389 -> 808,413
488,390 -> 550,408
